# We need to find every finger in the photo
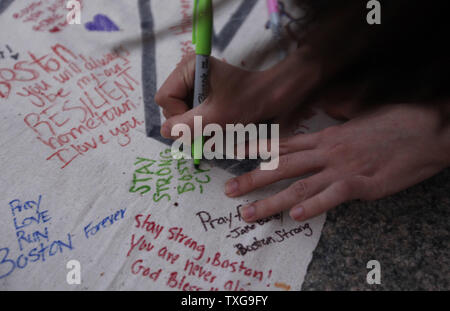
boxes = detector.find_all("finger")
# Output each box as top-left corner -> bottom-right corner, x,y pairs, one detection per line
289,180 -> 355,222
163,99 -> 190,117
160,103 -> 212,139
234,132 -> 318,159
161,108 -> 197,139
240,173 -> 331,222
162,109 -> 172,120
155,54 -> 196,114
162,104 -> 190,119
158,98 -> 190,120
225,150 -> 325,197
278,133 -> 319,156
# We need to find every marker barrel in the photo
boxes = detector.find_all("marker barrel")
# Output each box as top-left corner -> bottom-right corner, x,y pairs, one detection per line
192,54 -> 209,162
193,55 -> 210,108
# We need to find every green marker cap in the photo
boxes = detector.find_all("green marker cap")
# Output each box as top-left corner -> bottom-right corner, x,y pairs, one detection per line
192,0 -> 213,55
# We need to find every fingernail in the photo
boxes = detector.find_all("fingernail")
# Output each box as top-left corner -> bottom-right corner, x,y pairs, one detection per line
161,122 -> 171,138
241,205 -> 256,221
225,179 -> 239,196
290,206 -> 304,221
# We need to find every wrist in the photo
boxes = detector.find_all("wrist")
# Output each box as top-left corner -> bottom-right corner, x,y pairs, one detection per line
263,46 -> 323,117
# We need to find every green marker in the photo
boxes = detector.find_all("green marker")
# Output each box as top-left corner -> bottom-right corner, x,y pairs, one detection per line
192,0 -> 213,169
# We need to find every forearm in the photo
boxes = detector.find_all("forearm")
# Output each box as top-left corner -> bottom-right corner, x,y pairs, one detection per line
262,7 -> 374,117
263,46 -> 322,117
405,102 -> 450,167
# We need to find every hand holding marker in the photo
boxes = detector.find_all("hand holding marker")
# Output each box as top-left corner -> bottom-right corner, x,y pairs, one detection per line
192,0 -> 213,169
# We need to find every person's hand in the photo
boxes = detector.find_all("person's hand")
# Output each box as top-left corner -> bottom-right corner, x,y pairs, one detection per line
225,104 -> 450,222
155,48 -> 321,139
